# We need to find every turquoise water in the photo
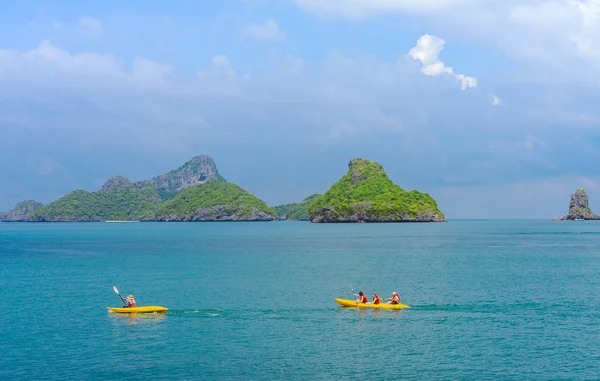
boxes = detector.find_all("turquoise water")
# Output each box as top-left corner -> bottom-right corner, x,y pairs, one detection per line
2,220 -> 600,380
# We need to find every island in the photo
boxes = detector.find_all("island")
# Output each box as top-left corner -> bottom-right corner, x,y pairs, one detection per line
274,194 -> 322,220
16,155 -> 277,222
0,200 -> 44,222
553,188 -> 600,220
308,158 -> 445,223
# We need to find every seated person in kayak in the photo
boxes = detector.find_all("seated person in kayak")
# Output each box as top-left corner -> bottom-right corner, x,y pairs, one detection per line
372,293 -> 381,304
386,292 -> 401,305
126,295 -> 137,308
353,291 -> 368,303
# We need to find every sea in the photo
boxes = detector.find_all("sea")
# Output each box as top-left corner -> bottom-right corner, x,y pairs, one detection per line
2,220 -> 600,380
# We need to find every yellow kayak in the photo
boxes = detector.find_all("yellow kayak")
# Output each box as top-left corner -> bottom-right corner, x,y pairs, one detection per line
107,306 -> 168,314
335,298 -> 411,310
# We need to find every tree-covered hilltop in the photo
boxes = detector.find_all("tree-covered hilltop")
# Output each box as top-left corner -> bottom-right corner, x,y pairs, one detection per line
29,183 -> 162,222
309,158 -> 445,223
274,194 -> 322,220
156,181 -> 277,221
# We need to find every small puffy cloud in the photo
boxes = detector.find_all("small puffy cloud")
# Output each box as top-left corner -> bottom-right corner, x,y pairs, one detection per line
491,94 -> 501,106
408,34 -> 477,90
203,55 -> 237,81
243,19 -> 285,41
524,134 -> 545,148
78,17 -> 103,38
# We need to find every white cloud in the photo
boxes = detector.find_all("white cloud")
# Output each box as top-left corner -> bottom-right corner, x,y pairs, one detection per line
524,134 -> 545,148
407,34 -> 477,90
295,0 -> 476,19
197,55 -> 237,82
491,94 -> 501,106
78,17 -> 103,38
0,40 -> 171,85
295,0 -> 600,82
243,19 -> 285,41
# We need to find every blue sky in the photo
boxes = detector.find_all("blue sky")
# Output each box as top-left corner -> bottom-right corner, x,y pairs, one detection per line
2,0 -> 600,218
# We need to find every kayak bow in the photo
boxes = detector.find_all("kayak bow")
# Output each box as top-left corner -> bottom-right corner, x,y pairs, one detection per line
107,306 -> 168,314
335,298 -> 410,310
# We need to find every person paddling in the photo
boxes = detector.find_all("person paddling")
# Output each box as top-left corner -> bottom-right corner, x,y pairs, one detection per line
386,292 -> 401,305
126,295 -> 137,308
372,293 -> 381,305
354,291 -> 368,304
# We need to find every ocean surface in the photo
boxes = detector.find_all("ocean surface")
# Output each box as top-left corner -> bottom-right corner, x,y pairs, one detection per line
2,220 -> 600,380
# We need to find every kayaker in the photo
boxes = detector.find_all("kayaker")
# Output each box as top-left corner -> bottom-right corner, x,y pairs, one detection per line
354,291 -> 368,304
386,292 -> 401,305
126,295 -> 137,308
372,293 -> 381,304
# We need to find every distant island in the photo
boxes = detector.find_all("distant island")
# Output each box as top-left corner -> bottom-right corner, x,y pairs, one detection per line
554,188 -> 600,221
309,158 -> 445,223
274,194 -> 322,220
0,155 -> 446,223
1,155 -> 277,222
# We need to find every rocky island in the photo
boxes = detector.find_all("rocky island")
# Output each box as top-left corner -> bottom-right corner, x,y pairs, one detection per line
0,200 -> 44,221
308,158 -> 445,223
553,188 -> 600,221
17,155 -> 277,222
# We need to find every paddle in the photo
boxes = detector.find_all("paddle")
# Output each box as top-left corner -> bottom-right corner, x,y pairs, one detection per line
113,286 -> 127,306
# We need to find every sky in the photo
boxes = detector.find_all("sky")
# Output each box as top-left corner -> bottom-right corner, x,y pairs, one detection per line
2,0 -> 600,218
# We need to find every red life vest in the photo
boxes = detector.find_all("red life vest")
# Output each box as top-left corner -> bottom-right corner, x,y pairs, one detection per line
373,296 -> 381,304
128,298 -> 137,307
360,295 -> 368,303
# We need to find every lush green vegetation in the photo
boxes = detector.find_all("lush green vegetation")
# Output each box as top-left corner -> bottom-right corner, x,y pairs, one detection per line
30,185 -> 162,221
274,194 -> 322,220
309,158 -> 444,221
158,181 -> 276,219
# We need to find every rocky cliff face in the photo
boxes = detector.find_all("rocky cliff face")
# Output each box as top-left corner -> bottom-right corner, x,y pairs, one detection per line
136,155 -> 226,199
554,189 -> 600,220
3,200 -> 44,221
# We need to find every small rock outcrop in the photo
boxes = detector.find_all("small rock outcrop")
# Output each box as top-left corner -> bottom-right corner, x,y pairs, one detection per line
3,200 -> 44,221
101,176 -> 134,192
309,158 -> 445,223
554,188 -> 600,220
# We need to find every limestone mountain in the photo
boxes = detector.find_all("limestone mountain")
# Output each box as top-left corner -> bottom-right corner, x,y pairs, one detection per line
28,155 -> 273,222
1,200 -> 44,221
137,155 -> 226,200
309,158 -> 445,223
554,189 -> 600,220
